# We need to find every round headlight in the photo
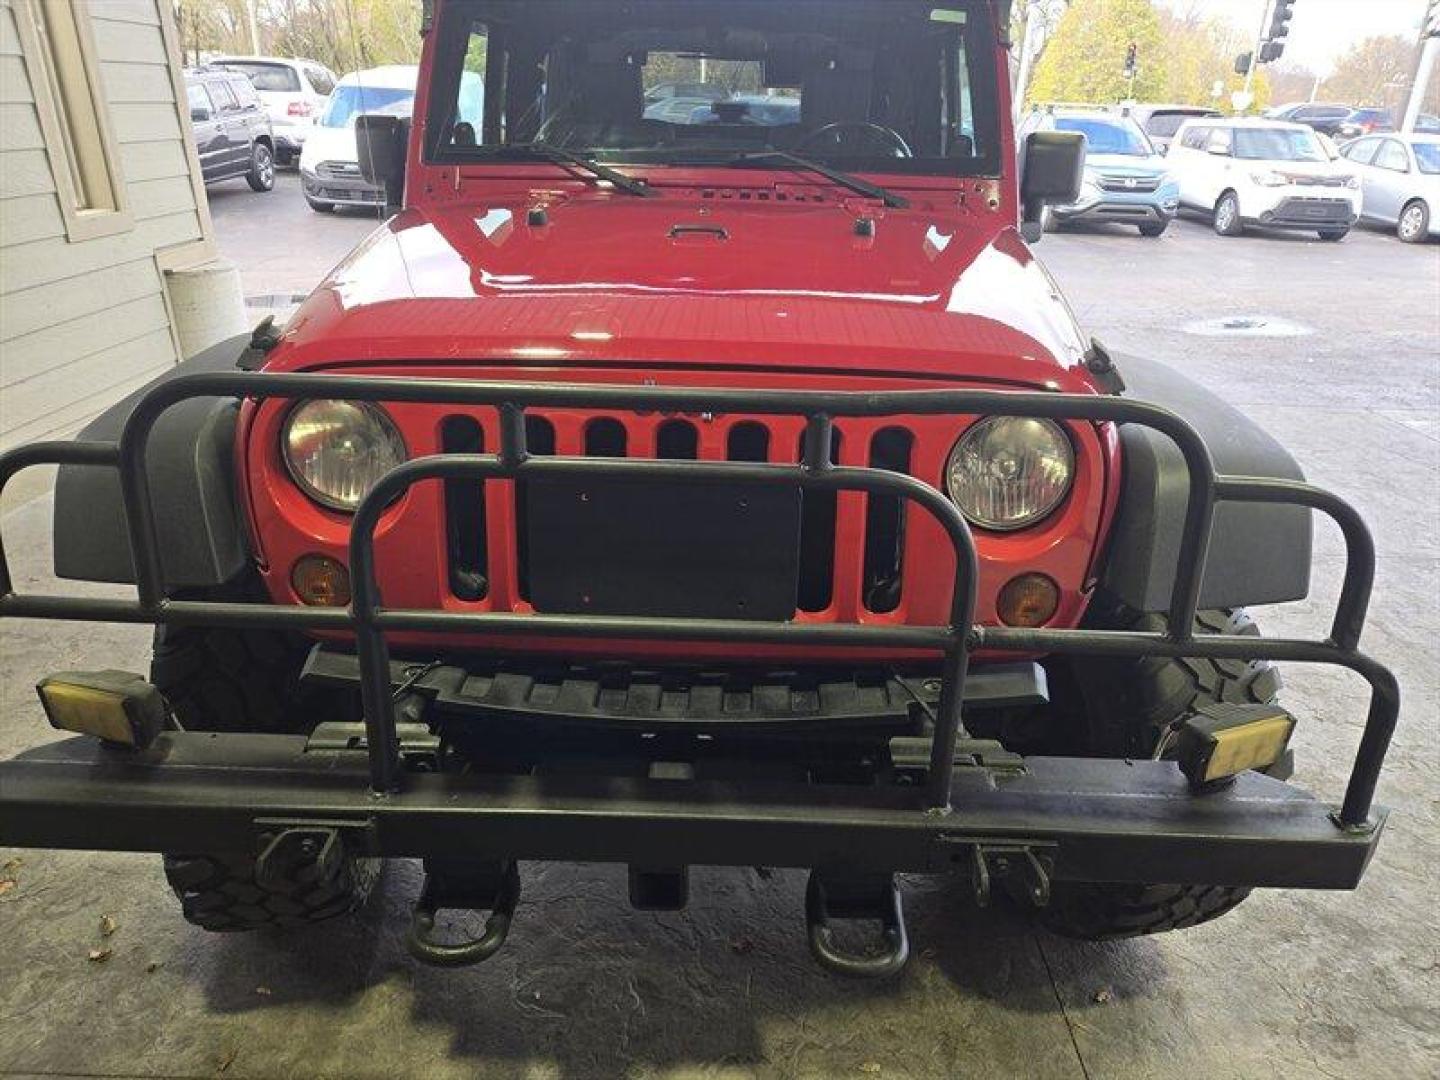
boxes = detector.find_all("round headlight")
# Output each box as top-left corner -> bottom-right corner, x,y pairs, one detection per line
944,417 -> 1074,531
282,400 -> 407,512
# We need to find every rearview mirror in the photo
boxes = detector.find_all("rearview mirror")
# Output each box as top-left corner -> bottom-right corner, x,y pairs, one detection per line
1019,131 -> 1085,243
1206,143 -> 1230,156
356,113 -> 410,215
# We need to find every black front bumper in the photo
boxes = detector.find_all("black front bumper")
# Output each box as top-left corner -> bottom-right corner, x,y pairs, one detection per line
0,733 -> 1384,889
0,372 -> 1400,899
1252,198 -> 1358,229
301,169 -> 385,206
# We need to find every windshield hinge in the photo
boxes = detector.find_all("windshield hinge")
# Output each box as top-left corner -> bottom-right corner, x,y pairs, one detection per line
1084,337 -> 1126,395
237,315 -> 283,371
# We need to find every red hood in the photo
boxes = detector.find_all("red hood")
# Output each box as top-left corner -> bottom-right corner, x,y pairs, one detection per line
269,190 -> 1095,390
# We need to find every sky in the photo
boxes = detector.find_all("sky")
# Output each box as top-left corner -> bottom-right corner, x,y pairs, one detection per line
1157,0 -> 1428,74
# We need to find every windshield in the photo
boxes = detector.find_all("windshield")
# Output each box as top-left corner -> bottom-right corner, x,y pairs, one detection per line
427,0 -> 1001,179
1414,143 -> 1440,174
1234,127 -> 1326,162
1054,117 -> 1152,156
1146,112 -> 1205,138
215,61 -> 300,93
320,84 -> 414,128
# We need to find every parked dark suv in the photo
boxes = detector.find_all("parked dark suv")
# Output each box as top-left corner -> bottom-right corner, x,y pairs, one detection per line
1265,102 -> 1355,139
1336,107 -> 1397,141
184,68 -> 276,192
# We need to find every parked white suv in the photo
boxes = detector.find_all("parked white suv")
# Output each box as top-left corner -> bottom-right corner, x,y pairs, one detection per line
1168,117 -> 1362,241
299,66 -> 421,212
212,57 -> 338,167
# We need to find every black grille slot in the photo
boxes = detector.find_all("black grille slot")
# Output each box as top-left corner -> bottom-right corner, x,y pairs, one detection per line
727,422 -> 769,462
796,430 -> 841,613
585,418 -> 627,457
525,415 -> 556,455
657,419 -> 698,459
442,416 -> 487,600
515,415 -> 556,602
862,428 -> 913,614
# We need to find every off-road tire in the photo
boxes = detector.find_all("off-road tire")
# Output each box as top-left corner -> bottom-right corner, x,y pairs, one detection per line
1397,199 -> 1429,244
1037,882 -> 1252,942
1073,606 -> 1281,759
163,848 -> 379,932
1213,190 -> 1244,236
306,196 -> 336,213
1317,228 -> 1349,242
1138,220 -> 1169,238
149,578 -> 335,734
1037,606 -> 1277,941
246,142 -> 275,192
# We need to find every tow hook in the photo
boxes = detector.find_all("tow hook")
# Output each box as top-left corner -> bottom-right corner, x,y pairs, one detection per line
804,872 -> 910,979
254,826 -> 346,891
407,858 -> 521,967
968,843 -> 1053,909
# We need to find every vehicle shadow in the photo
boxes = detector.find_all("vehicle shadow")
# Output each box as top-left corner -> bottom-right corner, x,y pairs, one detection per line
186,860 -> 1171,1077
1170,209 -> 1345,243
1048,221 -> 1159,238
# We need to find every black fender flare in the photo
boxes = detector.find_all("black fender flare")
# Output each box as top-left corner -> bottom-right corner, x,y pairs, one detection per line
53,334 -> 251,589
1100,353 -> 1312,612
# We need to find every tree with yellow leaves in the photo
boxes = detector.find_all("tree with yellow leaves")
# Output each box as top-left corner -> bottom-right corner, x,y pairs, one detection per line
1027,0 -> 1167,105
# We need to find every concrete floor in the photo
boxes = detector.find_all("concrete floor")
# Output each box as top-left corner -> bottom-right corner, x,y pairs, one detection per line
1,173 -> 1437,1079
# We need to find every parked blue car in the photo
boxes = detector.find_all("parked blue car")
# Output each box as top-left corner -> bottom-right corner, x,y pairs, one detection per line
1020,107 -> 1181,236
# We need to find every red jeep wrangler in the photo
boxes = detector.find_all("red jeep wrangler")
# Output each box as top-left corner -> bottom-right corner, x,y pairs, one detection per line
0,0 -> 1398,976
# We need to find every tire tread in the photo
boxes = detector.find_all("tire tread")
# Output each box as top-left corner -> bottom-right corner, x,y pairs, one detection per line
1040,607 -> 1273,941
163,850 -> 378,933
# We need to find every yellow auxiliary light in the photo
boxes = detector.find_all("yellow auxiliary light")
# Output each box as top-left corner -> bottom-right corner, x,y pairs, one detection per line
1174,703 -> 1296,788
36,671 -> 167,749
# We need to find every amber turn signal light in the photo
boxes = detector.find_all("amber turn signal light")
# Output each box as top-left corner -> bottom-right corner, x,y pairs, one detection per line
292,554 -> 352,607
997,573 -> 1060,627
1175,703 -> 1296,788
37,671 -> 166,749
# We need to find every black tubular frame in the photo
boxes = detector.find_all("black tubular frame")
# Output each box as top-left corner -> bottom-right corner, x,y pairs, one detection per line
0,371 -> 1399,827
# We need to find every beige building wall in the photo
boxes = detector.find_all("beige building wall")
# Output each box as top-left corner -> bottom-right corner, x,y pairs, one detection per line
0,0 -> 232,458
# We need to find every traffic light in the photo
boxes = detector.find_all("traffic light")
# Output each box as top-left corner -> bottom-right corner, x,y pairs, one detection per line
1425,0 -> 1439,39
1267,0 -> 1295,45
1123,41 -> 1137,78
1257,0 -> 1295,65
1234,51 -> 1252,75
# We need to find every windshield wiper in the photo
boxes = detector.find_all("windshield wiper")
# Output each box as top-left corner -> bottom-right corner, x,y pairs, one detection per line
726,150 -> 909,209
473,142 -> 654,197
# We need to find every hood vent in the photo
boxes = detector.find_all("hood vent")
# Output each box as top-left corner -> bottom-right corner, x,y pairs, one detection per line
697,187 -> 832,204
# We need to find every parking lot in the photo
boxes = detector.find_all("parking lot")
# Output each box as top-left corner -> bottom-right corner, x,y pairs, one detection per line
1,170 -> 1436,1079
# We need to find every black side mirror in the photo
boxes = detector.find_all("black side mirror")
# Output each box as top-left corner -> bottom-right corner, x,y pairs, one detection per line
191,107 -> 211,123
1019,131 -> 1085,242
356,114 -> 411,214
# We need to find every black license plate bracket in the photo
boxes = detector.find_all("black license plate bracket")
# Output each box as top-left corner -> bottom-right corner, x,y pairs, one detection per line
524,478 -> 802,620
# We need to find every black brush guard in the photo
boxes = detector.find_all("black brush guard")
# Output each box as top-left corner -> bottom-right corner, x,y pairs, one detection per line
0,374 -> 1398,901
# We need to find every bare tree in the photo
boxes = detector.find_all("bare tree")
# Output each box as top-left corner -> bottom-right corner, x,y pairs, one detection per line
1323,35 -> 1435,115
176,0 -> 421,71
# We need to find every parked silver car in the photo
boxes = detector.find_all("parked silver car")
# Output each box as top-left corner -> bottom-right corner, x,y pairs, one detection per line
1340,133 -> 1440,243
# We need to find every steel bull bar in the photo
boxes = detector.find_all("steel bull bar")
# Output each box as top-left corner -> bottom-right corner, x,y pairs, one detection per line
0,372 -> 1398,972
